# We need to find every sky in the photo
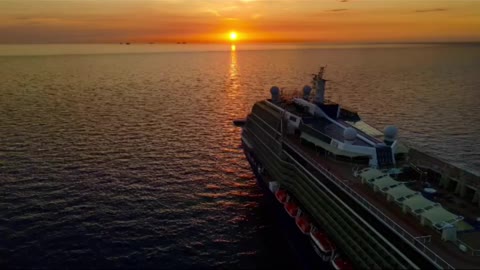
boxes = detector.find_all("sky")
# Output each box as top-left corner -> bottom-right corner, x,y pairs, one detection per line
1,0 -> 480,44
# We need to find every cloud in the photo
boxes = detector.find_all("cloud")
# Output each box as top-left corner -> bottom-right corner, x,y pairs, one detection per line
415,8 -> 447,13
206,9 -> 221,17
329,9 -> 348,12
339,0 -> 349,2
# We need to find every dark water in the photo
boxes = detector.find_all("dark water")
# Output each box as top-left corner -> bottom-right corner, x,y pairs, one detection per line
1,44 -> 479,268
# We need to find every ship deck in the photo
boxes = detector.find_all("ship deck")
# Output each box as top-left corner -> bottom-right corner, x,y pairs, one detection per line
306,118 -> 372,147
285,102 -> 376,147
285,134 -> 480,269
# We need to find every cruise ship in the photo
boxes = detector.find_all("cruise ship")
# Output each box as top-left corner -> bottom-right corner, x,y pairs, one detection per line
234,68 -> 480,269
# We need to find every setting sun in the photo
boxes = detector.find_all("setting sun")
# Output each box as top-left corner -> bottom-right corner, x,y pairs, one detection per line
229,31 -> 238,41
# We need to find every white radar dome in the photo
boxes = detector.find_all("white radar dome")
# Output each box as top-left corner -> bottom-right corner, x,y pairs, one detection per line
384,125 -> 398,140
343,127 -> 357,141
303,85 -> 312,95
270,86 -> 280,96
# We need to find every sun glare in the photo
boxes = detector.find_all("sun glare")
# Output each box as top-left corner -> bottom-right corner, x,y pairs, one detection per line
229,31 -> 238,41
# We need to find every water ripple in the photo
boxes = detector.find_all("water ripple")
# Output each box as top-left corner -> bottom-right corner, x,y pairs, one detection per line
0,45 -> 479,268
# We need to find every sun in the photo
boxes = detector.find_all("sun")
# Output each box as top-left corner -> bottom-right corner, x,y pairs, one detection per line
229,31 -> 238,41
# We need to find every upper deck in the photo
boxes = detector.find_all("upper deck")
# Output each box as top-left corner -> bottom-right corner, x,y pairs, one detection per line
308,117 -> 372,147
283,133 -> 480,269
283,101 -> 378,147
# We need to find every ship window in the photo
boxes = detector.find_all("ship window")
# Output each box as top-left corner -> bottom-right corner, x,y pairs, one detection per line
290,116 -> 297,122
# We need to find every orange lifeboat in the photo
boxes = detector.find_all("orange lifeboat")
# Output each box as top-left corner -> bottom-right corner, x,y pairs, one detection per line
284,201 -> 298,217
331,254 -> 353,270
275,189 -> 288,203
310,228 -> 336,261
295,215 -> 311,234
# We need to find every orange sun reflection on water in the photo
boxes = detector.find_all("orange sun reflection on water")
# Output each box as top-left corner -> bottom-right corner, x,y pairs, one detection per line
229,47 -> 237,83
227,42 -> 240,104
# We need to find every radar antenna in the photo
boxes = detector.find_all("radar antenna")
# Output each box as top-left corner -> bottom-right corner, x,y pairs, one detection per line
312,66 -> 328,103
318,66 -> 325,78
311,66 -> 327,84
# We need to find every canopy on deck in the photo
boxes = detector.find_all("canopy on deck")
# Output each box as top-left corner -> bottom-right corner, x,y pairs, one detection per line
371,176 -> 402,192
300,132 -> 365,158
345,120 -> 384,137
359,168 -> 385,183
384,184 -> 419,204
420,206 -> 464,230
401,194 -> 440,215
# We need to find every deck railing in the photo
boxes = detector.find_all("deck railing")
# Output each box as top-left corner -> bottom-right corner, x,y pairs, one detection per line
284,140 -> 456,270
415,235 -> 432,244
456,239 -> 480,256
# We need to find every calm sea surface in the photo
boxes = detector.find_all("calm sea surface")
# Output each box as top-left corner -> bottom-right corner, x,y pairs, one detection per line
1,44 -> 479,268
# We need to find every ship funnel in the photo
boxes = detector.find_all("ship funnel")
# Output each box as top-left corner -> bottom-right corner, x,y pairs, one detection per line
302,85 -> 312,100
313,67 -> 327,104
343,127 -> 357,144
270,86 -> 280,103
383,125 -> 398,145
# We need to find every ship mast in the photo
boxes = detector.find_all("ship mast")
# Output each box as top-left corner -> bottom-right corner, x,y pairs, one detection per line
312,66 -> 327,104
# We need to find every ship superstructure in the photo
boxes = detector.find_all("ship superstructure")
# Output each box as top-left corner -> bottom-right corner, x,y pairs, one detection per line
236,68 -> 480,269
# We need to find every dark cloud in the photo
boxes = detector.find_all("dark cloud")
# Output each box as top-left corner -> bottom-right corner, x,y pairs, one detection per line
415,8 -> 447,13
339,0 -> 349,2
329,9 -> 348,12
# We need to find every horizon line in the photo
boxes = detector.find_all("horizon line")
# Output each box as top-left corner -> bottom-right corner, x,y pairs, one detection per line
2,41 -> 480,45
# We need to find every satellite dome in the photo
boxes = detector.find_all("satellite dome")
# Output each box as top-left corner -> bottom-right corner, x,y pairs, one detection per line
270,86 -> 280,96
343,127 -> 357,142
303,85 -> 312,95
384,125 -> 398,140
302,85 -> 312,99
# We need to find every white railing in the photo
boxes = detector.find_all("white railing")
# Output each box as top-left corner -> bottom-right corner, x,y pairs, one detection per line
456,239 -> 480,256
415,235 -> 432,244
284,141 -> 456,270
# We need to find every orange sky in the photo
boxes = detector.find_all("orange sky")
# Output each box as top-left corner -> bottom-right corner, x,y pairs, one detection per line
1,0 -> 480,43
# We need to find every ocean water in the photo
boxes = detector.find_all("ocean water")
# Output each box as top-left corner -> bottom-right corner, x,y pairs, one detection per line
1,44 -> 479,269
